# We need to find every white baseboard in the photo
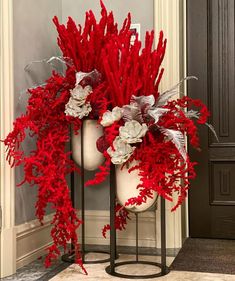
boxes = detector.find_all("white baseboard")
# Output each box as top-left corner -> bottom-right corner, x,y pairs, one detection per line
82,210 -> 156,248
16,213 -> 54,269
15,210 -> 156,269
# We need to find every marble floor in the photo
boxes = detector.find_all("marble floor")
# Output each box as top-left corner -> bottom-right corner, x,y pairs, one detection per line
49,253 -> 235,281
1,252 -> 235,280
0,257 -> 67,281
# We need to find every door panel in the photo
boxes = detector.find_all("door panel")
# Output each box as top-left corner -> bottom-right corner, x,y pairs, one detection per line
187,0 -> 235,238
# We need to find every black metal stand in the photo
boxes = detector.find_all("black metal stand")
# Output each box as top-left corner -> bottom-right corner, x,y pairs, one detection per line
62,122 -> 111,264
105,164 -> 170,279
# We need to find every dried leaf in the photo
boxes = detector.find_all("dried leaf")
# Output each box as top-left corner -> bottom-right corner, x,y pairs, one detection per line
160,128 -> 187,161
122,104 -> 144,123
185,110 -> 219,142
148,108 -> 169,124
157,76 -> 198,106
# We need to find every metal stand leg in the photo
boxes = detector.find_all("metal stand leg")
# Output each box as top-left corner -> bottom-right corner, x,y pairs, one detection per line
109,163 -> 116,273
135,213 -> 139,262
71,170 -> 75,252
62,127 -> 75,262
62,122 -> 111,264
81,123 -> 85,262
161,196 -> 167,275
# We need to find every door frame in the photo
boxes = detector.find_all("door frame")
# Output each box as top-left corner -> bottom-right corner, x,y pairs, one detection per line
0,0 -> 16,277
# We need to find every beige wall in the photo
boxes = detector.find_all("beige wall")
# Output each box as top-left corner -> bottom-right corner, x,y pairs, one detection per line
62,0 -> 154,42
13,0 -> 62,224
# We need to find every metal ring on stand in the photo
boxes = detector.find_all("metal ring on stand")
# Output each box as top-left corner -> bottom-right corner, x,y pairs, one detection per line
62,250 -> 111,264
106,260 -> 170,279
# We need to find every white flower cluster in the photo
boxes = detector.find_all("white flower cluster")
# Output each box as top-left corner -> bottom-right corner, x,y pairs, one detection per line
65,85 -> 92,119
100,107 -> 122,127
107,137 -> 135,165
119,121 -> 148,143
107,120 -> 148,164
102,94 -> 172,165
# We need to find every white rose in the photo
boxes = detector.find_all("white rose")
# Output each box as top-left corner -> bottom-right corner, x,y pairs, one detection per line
76,103 -> 92,119
112,107 -> 123,120
100,107 -> 123,127
100,110 -> 113,127
65,97 -> 80,117
70,85 -> 92,106
65,84 -> 93,118
65,101 -> 92,119
119,120 -> 148,144
107,137 -> 135,165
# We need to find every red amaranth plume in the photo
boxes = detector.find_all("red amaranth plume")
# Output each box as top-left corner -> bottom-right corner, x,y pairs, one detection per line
53,0 -> 130,73
101,29 -> 166,107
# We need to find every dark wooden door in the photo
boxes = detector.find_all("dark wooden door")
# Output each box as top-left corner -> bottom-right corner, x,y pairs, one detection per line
187,0 -> 235,239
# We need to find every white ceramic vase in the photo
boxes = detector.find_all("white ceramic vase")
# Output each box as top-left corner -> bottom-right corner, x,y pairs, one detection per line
116,161 -> 158,213
72,119 -> 105,171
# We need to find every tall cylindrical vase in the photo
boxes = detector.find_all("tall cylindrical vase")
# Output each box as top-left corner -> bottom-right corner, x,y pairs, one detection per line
72,119 -> 105,171
115,161 -> 158,212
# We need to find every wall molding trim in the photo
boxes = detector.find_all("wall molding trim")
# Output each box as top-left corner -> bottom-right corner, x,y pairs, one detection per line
0,0 -> 16,277
154,0 -> 187,249
81,210 -> 156,248
16,214 -> 54,269
15,210 -> 156,269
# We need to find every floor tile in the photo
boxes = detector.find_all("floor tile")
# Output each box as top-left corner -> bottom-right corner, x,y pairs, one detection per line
49,254 -> 235,281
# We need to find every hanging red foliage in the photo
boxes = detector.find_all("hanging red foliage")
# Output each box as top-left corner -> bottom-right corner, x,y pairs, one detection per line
102,203 -> 130,238
4,1 -> 133,272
